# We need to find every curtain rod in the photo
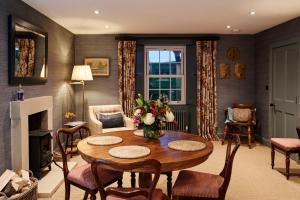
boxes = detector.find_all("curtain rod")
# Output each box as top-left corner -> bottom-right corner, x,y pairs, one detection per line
115,34 -> 219,41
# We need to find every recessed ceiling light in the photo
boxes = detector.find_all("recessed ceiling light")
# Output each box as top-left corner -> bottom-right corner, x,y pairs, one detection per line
94,10 -> 100,14
250,11 -> 256,15
226,25 -> 231,29
232,28 -> 240,32
105,25 -> 110,29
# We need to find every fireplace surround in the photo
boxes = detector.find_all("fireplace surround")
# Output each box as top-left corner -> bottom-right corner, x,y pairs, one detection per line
10,96 -> 53,171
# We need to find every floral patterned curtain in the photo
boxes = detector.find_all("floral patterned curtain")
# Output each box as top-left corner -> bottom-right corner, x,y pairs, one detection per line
118,41 -> 136,117
16,38 -> 35,77
196,41 -> 218,140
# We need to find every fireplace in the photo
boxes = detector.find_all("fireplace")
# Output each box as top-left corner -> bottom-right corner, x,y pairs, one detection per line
28,111 -> 52,179
10,96 -> 53,172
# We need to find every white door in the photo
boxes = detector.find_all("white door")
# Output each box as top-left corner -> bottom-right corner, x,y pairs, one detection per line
271,42 -> 300,138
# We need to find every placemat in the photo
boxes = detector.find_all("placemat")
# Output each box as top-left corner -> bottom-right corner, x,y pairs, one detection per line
87,136 -> 123,146
108,145 -> 150,159
133,129 -> 165,137
168,140 -> 206,151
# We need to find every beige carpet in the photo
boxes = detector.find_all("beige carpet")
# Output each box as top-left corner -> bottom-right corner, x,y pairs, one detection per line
39,141 -> 300,200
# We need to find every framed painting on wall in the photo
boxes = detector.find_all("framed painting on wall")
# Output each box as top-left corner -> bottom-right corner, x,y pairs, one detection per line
219,63 -> 230,79
234,63 -> 246,79
84,58 -> 109,76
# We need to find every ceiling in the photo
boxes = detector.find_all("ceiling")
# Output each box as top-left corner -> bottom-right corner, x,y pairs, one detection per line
23,0 -> 300,34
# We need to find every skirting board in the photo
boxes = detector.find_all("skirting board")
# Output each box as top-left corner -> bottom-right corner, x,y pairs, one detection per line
38,161 -> 77,198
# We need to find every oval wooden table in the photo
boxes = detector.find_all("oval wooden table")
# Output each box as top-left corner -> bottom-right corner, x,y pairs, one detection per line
77,130 -> 213,195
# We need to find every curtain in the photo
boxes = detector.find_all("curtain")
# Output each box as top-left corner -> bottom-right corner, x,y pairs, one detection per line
16,38 -> 35,77
118,41 -> 136,117
196,41 -> 218,140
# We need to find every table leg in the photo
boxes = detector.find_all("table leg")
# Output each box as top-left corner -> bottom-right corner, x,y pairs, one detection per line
70,134 -> 73,158
138,173 -> 152,188
79,129 -> 83,139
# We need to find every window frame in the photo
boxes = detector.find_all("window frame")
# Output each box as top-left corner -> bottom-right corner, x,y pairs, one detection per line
144,45 -> 186,105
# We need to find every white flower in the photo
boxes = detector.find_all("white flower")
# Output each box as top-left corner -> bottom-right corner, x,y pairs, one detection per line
165,111 -> 175,122
134,109 -> 142,116
143,113 -> 155,125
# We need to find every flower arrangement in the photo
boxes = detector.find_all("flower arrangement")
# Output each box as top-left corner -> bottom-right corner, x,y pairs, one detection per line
133,94 -> 175,139
64,112 -> 76,121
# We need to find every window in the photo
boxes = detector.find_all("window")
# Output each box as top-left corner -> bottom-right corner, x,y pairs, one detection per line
144,46 -> 186,104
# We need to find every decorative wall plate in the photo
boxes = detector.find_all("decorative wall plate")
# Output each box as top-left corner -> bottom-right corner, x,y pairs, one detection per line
227,47 -> 240,61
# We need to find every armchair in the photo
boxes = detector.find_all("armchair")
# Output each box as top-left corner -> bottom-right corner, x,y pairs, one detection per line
88,104 -> 135,135
222,103 -> 256,148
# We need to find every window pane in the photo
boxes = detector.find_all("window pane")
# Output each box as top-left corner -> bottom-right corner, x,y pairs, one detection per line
160,63 -> 170,74
171,63 -> 182,74
149,90 -> 159,100
171,90 -> 182,101
160,78 -> 170,89
171,78 -> 182,89
170,50 -> 182,62
149,63 -> 159,74
160,50 -> 169,62
149,51 -> 159,63
160,90 -> 170,100
149,78 -> 159,89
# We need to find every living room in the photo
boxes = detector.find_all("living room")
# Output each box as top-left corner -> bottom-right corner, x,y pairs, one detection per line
0,0 -> 300,200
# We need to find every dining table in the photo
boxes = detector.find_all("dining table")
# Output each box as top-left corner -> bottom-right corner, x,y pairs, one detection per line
77,130 -> 214,194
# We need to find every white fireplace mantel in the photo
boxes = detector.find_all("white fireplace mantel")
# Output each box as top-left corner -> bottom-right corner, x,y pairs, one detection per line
10,96 -> 53,171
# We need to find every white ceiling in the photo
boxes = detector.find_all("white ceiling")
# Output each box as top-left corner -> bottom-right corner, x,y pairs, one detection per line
23,0 -> 300,34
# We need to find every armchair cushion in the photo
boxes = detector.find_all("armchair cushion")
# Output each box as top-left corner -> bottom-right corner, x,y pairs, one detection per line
97,112 -> 124,128
233,108 -> 251,122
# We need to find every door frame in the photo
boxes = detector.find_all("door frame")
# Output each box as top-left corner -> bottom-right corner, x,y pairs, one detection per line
268,38 -> 300,140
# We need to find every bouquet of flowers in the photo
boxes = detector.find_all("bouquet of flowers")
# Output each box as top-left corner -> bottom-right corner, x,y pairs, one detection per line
64,112 -> 76,121
133,94 -> 175,139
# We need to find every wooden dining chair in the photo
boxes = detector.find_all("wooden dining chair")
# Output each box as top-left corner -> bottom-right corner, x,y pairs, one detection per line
91,159 -> 165,200
172,135 -> 241,200
56,125 -> 123,200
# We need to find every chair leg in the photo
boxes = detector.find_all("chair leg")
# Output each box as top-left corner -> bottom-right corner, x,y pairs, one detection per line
247,126 -> 252,148
222,125 -> 228,145
271,144 -> 275,169
83,191 -> 88,200
117,177 -> 123,188
286,152 -> 290,180
166,172 -> 172,198
65,181 -> 70,200
131,172 -> 136,188
90,194 -> 96,200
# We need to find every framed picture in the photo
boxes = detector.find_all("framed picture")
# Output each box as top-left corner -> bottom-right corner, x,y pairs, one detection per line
219,63 -> 230,79
234,63 -> 246,80
84,58 -> 109,76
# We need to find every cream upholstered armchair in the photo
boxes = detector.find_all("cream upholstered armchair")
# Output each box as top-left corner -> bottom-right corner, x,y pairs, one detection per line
88,104 -> 135,135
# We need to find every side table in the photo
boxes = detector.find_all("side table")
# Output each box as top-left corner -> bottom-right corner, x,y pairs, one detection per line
63,121 -> 87,158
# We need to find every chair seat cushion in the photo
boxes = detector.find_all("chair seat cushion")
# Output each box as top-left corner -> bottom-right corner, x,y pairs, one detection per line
67,164 -> 122,190
173,170 -> 224,198
271,138 -> 300,151
107,188 -> 163,200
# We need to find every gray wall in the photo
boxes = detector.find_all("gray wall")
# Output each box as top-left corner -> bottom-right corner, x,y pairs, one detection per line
216,35 -> 255,133
255,17 -> 300,142
74,35 -> 119,120
74,34 -> 256,133
0,0 -> 75,173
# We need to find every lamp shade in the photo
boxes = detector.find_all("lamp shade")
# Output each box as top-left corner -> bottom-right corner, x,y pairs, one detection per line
71,65 -> 93,81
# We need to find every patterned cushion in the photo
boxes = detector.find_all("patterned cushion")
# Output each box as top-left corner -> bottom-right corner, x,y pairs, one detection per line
233,108 -> 251,122
67,164 -> 122,190
107,188 -> 163,200
271,138 -> 300,151
173,170 -> 224,198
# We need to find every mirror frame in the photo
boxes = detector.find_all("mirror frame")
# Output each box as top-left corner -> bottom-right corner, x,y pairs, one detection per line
8,15 -> 48,85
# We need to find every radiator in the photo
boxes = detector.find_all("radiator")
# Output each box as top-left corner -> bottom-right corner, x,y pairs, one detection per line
164,109 -> 188,132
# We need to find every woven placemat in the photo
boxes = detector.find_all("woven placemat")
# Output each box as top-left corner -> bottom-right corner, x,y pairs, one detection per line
133,129 -> 165,137
168,140 -> 206,151
87,136 -> 123,146
109,145 -> 151,159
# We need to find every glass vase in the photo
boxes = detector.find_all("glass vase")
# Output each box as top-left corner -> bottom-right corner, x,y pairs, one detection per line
143,125 -> 161,139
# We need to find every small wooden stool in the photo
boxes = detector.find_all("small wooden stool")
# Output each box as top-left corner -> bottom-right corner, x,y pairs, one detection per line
271,127 -> 300,180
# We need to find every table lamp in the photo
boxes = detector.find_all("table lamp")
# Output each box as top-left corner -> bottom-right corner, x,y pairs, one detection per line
71,65 -> 93,120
